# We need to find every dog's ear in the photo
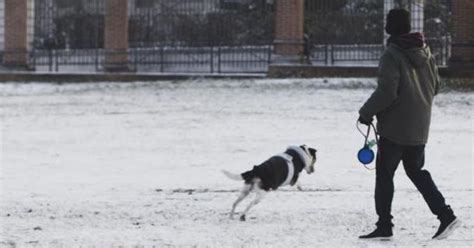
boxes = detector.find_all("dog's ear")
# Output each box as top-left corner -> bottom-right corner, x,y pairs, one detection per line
308,148 -> 317,157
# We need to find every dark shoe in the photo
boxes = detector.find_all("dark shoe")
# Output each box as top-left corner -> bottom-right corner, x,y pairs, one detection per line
433,206 -> 461,240
359,228 -> 393,241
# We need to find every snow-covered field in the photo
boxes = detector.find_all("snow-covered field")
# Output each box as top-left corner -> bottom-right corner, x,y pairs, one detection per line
0,79 -> 472,247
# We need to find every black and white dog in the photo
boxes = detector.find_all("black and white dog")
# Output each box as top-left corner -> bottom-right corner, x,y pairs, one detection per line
222,145 -> 317,221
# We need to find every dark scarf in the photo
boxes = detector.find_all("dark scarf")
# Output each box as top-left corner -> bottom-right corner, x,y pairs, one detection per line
387,32 -> 425,49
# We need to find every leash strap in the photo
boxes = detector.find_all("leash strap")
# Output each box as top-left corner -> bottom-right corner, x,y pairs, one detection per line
370,123 -> 379,144
364,125 -> 371,147
356,120 -> 379,146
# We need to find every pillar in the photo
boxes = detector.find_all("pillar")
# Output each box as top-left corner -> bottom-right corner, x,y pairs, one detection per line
104,0 -> 130,72
449,0 -> 474,68
273,0 -> 304,63
3,0 -> 29,68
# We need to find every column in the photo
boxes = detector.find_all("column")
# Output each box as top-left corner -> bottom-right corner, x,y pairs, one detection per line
104,0 -> 130,72
3,0 -> 29,68
449,0 -> 474,68
273,0 -> 304,63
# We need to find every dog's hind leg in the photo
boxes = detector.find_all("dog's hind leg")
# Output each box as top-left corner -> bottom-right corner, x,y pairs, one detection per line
240,185 -> 266,221
230,183 -> 252,219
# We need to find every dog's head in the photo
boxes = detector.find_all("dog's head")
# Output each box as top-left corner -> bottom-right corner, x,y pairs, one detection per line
300,145 -> 317,174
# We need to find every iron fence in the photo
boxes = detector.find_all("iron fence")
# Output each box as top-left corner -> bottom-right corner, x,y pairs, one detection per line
31,0 -> 105,71
128,0 -> 275,73
129,0 -> 274,47
29,0 -> 275,73
305,0 -> 452,66
3,0 -> 454,73
130,45 -> 272,73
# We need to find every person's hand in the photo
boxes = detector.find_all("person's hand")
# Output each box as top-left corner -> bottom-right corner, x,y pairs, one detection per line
358,115 -> 373,125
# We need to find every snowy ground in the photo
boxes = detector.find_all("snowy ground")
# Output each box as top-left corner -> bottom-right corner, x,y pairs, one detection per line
0,79 -> 472,247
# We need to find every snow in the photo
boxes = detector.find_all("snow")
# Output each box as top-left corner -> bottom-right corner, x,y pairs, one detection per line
0,78 -> 472,247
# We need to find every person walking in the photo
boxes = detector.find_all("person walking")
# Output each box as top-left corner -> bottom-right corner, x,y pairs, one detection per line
358,9 -> 461,240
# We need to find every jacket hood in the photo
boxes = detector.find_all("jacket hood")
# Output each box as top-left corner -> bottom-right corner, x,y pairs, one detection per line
388,32 -> 432,68
405,45 -> 432,68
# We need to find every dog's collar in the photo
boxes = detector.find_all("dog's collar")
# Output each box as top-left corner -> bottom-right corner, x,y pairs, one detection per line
287,146 -> 312,169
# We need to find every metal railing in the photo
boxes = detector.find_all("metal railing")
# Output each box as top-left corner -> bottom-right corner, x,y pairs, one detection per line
26,0 -> 275,73
304,0 -> 452,66
131,45 -> 272,73
0,0 -> 455,72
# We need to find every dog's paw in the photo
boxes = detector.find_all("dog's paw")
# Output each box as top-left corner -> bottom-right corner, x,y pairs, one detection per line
240,215 -> 246,221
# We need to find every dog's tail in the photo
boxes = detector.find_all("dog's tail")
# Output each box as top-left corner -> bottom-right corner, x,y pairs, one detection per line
222,170 -> 243,181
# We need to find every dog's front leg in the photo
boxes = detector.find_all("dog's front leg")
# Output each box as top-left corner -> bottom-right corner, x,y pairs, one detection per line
230,183 -> 252,219
240,187 -> 266,221
296,182 -> 303,191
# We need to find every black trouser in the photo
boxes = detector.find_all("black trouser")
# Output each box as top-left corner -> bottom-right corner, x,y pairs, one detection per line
375,137 -> 447,227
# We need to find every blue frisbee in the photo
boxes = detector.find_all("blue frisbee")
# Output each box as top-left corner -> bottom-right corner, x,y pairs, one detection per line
358,147 -> 375,165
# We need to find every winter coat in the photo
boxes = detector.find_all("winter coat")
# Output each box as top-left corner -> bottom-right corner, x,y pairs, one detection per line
359,33 -> 440,145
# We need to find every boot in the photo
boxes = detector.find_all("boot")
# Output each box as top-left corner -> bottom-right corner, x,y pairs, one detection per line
432,205 -> 461,240
359,221 -> 393,240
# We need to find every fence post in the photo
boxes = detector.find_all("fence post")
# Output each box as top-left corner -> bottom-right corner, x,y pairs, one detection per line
95,48 -> 100,71
210,47 -> 214,73
449,0 -> 474,71
409,1 -> 424,34
3,0 -> 30,69
267,45 -> 272,67
383,0 -> 394,45
48,49 -> 53,71
160,46 -> 164,73
217,47 -> 221,74
55,50 -> 59,72
104,0 -> 130,72
325,44 -> 328,65
272,0 -> 304,64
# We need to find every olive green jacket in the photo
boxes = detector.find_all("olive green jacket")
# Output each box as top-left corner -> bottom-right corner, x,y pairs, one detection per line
359,43 -> 440,145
